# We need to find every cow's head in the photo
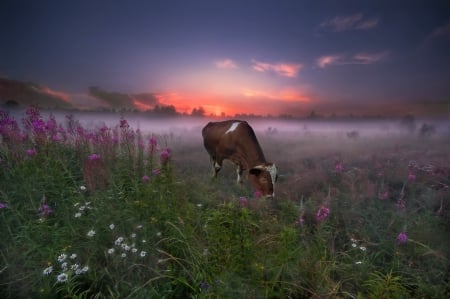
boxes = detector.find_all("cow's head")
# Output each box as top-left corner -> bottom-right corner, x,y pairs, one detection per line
248,163 -> 278,197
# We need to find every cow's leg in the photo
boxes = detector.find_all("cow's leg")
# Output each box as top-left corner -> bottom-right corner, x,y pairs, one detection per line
211,157 -> 222,178
236,164 -> 243,184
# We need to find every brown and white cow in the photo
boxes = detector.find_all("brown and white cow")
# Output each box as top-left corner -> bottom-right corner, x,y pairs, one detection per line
202,120 -> 278,197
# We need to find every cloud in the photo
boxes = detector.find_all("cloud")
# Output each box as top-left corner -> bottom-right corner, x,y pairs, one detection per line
215,58 -> 238,69
316,51 -> 388,68
251,59 -> 302,78
0,78 -> 73,109
241,87 -> 311,103
320,13 -> 379,32
38,86 -> 71,103
429,22 -> 450,39
419,21 -> 450,50
316,55 -> 342,68
89,86 -> 160,111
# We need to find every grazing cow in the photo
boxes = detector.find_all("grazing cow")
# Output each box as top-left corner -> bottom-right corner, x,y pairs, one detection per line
202,120 -> 278,197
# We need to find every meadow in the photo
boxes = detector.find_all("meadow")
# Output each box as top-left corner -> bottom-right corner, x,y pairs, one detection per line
0,107 -> 449,298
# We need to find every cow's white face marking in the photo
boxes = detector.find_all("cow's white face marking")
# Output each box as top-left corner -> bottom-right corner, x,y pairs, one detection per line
267,164 -> 277,188
225,121 -> 240,134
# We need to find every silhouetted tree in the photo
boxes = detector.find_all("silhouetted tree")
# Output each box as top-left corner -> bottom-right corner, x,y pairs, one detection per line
152,105 -> 178,116
419,123 -> 436,137
3,100 -> 19,108
400,114 -> 416,134
191,106 -> 206,117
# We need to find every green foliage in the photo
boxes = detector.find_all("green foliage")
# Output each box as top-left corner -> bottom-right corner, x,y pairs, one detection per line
0,109 -> 449,298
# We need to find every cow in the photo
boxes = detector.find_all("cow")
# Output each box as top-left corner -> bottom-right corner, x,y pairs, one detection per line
202,120 -> 278,197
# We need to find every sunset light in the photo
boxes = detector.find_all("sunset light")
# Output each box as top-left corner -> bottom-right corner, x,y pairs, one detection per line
1,1 -> 449,117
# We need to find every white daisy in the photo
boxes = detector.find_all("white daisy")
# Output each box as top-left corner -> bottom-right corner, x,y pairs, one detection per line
140,251 -> 146,257
87,229 -> 96,237
71,264 -> 79,271
57,253 -> 67,263
61,262 -> 68,271
109,224 -> 115,230
42,266 -> 53,275
56,273 -> 68,283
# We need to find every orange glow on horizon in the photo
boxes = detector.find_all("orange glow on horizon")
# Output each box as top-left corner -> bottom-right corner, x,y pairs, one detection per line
133,99 -> 153,111
39,86 -> 71,103
153,87 -> 314,117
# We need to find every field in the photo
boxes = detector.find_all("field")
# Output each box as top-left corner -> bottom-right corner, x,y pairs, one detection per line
1,107 -> 449,298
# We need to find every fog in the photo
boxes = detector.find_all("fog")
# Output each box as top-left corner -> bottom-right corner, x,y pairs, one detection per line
3,107 -> 449,199
5,108 -> 450,139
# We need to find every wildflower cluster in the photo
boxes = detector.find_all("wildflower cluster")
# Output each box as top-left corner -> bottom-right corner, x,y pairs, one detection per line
106,224 -> 147,259
349,237 -> 368,265
38,195 -> 53,220
315,206 -> 330,223
43,252 -> 89,283
73,201 -> 92,218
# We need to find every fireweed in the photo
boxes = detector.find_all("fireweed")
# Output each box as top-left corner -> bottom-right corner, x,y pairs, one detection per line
315,206 -> 330,223
1,107 -> 447,298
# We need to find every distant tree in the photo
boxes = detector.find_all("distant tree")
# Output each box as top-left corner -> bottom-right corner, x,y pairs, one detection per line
419,123 -> 436,137
346,130 -> 360,139
265,126 -> 278,136
3,100 -> 20,108
191,106 -> 206,117
400,114 -> 416,133
152,104 -> 178,116
307,110 -> 320,120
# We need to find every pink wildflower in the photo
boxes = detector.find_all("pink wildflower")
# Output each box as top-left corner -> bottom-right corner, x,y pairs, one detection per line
316,206 -> 330,223
88,153 -> 101,161
239,196 -> 248,207
335,162 -> 344,173
160,148 -> 171,165
26,148 -> 37,156
407,172 -> 416,182
142,175 -> 150,183
119,118 -> 129,128
0,202 -> 8,209
295,216 -> 305,226
397,232 -> 408,244
31,119 -> 46,132
152,168 -> 161,176
253,190 -> 263,198
38,204 -> 53,218
149,136 -> 157,150
396,199 -> 406,210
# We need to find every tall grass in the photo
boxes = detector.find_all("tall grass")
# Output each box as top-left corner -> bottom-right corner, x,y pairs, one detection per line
0,107 -> 449,298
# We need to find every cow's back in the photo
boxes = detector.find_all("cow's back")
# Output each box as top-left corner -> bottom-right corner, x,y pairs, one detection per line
202,120 -> 265,163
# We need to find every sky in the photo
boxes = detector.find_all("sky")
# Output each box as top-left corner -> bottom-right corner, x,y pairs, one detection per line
1,0 -> 450,117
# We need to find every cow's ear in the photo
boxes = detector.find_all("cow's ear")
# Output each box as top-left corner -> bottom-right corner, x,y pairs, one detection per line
249,168 -> 262,176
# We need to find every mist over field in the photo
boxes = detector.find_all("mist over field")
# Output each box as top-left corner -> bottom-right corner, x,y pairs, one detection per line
1,106 -> 449,297
9,108 -> 447,196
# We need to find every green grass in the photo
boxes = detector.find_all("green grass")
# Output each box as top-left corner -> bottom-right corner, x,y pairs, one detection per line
0,108 -> 449,298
